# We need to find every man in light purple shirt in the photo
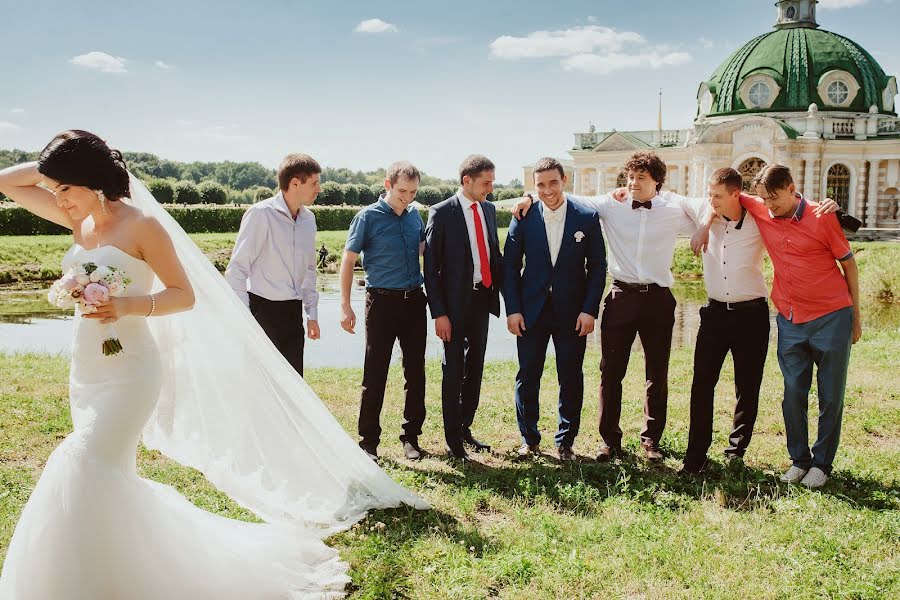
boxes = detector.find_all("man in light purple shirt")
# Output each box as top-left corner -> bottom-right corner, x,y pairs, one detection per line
224,154 -> 322,376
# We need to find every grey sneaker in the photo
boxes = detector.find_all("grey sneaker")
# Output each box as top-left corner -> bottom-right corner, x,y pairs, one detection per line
779,465 -> 809,484
800,467 -> 828,488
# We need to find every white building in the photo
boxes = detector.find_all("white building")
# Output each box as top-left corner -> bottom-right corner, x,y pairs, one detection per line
527,0 -> 900,229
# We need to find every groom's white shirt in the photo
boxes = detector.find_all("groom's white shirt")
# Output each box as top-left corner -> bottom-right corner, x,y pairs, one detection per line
539,198 -> 567,267
225,192 -> 319,320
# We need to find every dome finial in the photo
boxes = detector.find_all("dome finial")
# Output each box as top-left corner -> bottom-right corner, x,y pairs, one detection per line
774,0 -> 819,30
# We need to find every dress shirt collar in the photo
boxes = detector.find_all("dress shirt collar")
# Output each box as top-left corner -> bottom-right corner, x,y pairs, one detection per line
539,196 -> 567,222
458,189 -> 479,209
629,192 -> 661,207
722,207 -> 748,230
273,192 -> 309,221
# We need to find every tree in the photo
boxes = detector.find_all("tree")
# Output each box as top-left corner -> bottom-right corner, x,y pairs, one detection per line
174,180 -> 202,205
198,181 -> 227,205
146,179 -> 175,203
317,181 -> 344,205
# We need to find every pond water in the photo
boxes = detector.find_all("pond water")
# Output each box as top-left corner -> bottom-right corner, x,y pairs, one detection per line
1,275 -> 896,368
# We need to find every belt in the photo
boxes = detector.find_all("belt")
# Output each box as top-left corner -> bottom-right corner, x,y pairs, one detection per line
707,297 -> 767,311
613,280 -> 663,293
367,287 -> 423,300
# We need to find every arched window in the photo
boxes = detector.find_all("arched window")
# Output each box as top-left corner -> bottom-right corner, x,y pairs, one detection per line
738,158 -> 767,192
826,164 -> 851,212
827,80 -> 850,105
748,82 -> 771,108
616,171 -> 627,188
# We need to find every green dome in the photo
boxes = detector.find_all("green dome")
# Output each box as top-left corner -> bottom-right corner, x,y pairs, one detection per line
704,27 -> 894,116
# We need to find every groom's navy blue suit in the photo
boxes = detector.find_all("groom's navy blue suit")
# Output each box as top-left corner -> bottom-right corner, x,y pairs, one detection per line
502,196 -> 606,449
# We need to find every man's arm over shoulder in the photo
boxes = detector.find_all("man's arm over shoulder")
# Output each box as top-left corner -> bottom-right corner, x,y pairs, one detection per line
569,193 -> 613,220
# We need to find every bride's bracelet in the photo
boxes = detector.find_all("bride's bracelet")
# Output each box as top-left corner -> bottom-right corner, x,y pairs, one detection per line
147,294 -> 156,317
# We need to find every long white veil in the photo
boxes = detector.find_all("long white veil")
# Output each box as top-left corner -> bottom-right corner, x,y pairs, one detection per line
124,175 -> 429,535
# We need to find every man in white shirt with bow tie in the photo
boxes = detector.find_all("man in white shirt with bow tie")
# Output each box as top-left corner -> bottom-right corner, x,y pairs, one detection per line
516,151 -> 699,462
225,154 -> 322,376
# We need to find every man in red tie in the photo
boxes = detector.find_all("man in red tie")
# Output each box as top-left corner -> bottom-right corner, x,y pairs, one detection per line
424,155 -> 503,460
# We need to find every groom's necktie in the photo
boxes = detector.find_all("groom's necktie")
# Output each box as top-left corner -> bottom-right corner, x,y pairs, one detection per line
632,200 -> 652,210
470,203 -> 492,289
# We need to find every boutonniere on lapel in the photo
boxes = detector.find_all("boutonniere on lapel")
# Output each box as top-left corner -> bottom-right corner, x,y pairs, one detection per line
574,231 -> 585,242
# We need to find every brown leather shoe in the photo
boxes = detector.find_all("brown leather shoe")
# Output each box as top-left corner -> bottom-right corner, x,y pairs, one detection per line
557,446 -> 576,462
642,444 -> 664,461
517,443 -> 540,459
596,443 -> 623,462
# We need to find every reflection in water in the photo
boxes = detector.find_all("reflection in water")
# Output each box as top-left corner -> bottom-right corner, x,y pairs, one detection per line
1,276 -> 897,367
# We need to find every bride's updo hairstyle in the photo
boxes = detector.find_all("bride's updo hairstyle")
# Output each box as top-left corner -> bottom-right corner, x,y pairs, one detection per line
37,130 -> 131,201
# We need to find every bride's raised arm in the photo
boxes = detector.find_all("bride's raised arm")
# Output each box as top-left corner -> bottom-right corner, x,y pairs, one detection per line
0,161 -> 74,229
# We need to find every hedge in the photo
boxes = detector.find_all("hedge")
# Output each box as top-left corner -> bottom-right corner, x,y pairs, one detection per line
0,202 -> 512,235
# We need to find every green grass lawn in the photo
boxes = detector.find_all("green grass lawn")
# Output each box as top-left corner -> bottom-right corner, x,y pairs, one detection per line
2,327 -> 898,598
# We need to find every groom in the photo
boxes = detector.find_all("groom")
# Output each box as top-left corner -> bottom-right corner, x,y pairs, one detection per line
503,157 -> 606,460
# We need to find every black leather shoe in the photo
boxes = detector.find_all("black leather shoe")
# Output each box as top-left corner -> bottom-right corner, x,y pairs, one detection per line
446,444 -> 470,461
359,442 -> 378,461
463,433 -> 491,453
679,459 -> 707,476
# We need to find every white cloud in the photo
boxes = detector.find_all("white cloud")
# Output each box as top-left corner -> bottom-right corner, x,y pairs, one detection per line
354,18 -> 397,34
10,108 -> 24,114
155,60 -> 174,70
69,51 -> 128,74
698,37 -> 714,49
490,26 -> 644,60
489,25 -> 691,75
0,121 -> 23,134
562,50 -> 692,75
818,0 -> 870,8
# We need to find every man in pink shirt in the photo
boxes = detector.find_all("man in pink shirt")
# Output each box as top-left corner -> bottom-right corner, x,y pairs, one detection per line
742,164 -> 861,488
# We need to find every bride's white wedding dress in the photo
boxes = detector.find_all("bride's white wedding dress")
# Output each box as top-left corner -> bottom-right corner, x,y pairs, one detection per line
1,177 -> 429,599
2,246 -> 343,598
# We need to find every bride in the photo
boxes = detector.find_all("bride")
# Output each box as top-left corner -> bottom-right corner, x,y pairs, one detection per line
0,130 -> 429,599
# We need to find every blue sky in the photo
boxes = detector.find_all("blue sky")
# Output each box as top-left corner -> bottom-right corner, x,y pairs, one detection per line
0,0 -> 897,182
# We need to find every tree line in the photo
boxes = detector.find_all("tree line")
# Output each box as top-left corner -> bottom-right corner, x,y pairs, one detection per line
0,149 -> 523,206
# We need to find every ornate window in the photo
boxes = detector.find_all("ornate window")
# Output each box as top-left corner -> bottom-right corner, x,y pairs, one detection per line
739,75 -> 781,110
826,164 -> 851,212
738,158 -> 767,192
748,82 -> 772,108
817,70 -> 859,108
827,81 -> 850,105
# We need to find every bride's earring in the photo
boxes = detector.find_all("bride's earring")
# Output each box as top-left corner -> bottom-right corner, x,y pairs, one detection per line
96,189 -> 108,213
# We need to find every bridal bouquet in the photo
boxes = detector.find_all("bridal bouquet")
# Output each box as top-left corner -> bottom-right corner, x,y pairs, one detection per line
48,262 -> 131,356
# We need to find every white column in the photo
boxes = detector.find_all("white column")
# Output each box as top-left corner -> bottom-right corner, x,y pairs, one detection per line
803,158 -> 816,200
680,165 -> 689,195
866,159 -> 880,227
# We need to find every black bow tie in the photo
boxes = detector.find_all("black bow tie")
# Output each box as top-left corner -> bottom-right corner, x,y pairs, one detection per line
632,200 -> 652,210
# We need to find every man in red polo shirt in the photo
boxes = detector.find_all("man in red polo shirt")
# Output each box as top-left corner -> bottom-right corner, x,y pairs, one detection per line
741,164 -> 861,488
